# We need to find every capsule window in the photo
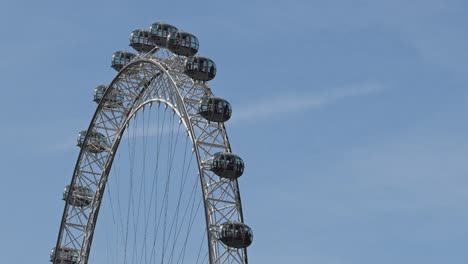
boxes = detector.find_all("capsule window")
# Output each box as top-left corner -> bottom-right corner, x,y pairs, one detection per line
201,60 -> 207,71
151,23 -> 176,38
133,34 -> 144,43
191,37 -> 199,49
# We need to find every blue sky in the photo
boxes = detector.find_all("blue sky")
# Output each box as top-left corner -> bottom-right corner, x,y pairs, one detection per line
0,0 -> 468,263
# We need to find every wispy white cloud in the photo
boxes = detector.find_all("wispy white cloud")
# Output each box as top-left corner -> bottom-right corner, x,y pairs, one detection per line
47,140 -> 77,153
45,82 -> 383,152
232,81 -> 385,123
46,122 -> 184,153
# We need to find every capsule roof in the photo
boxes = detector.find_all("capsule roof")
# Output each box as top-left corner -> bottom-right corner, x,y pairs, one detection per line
130,29 -> 156,53
149,22 -> 178,47
112,51 -> 136,58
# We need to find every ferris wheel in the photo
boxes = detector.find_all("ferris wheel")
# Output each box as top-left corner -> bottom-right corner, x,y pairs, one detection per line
51,22 -> 253,264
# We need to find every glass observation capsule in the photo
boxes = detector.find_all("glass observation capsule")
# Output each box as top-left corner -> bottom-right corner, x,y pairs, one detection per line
184,56 -> 217,82
93,85 -> 124,107
50,247 -> 79,264
198,96 -> 232,123
77,130 -> 108,153
167,31 -> 199,57
111,51 -> 136,72
210,152 -> 244,179
63,185 -> 94,207
149,22 -> 178,47
219,222 -> 253,248
130,29 -> 156,53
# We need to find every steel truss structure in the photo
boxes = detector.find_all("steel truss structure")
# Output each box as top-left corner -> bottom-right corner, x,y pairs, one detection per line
53,48 -> 249,264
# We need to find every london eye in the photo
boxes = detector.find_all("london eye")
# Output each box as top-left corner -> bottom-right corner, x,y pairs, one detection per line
51,22 -> 253,264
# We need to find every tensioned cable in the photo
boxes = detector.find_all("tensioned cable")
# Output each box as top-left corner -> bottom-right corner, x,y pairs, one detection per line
140,110 -> 194,264
150,106 -> 179,264
175,185 -> 204,264
144,103 -> 165,264
104,148 -> 122,264
123,110 -> 139,264
97,98 -> 208,264
194,227 -> 207,264
166,138 -> 195,264
139,104 -> 156,264
166,154 -> 200,264
160,110 -> 182,264
148,105 -> 168,264
162,132 -> 192,261
130,105 -> 149,264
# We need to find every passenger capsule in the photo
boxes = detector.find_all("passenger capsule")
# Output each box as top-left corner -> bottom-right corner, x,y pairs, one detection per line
130,29 -> 156,53
184,56 -> 217,82
63,185 -> 94,207
167,31 -> 199,57
210,152 -> 244,179
111,51 -> 136,72
77,130 -> 108,153
149,22 -> 178,47
50,247 -> 79,264
198,96 -> 232,123
219,222 -> 253,248
93,85 -> 124,108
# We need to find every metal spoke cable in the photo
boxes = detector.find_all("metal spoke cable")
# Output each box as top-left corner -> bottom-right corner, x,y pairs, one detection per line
194,228 -> 207,264
169,188 -> 200,264
176,195 -> 204,264
167,153 -> 197,264
160,112 -> 179,264
139,105 -> 156,264
161,124 -> 186,258
108,150 -> 123,264
130,108 -> 149,264
145,105 -> 166,264
123,114 -> 138,264
149,107 -> 168,264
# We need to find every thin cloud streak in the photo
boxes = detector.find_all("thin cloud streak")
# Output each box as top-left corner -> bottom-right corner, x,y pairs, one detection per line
46,82 -> 383,152
46,123 -> 184,153
232,81 -> 385,123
